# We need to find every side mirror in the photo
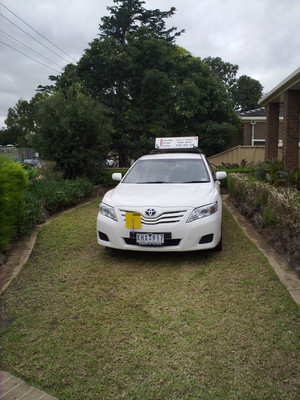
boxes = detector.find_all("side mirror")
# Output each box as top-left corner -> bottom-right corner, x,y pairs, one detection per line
215,171 -> 227,180
112,172 -> 122,181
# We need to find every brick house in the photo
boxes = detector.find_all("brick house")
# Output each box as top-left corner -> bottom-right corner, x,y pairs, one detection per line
259,67 -> 300,170
238,107 -> 284,147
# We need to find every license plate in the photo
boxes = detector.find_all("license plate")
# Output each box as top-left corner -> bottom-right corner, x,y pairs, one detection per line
136,233 -> 164,245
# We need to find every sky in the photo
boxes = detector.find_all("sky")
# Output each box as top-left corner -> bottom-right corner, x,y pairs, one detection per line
1,0 -> 300,128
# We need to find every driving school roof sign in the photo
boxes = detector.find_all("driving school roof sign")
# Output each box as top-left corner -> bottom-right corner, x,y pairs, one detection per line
155,137 -> 198,149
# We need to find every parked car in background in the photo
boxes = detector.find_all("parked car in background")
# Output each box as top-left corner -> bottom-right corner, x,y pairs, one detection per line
23,159 -> 41,168
97,137 -> 227,252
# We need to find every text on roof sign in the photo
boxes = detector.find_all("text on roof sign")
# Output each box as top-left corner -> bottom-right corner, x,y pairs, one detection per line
155,137 -> 198,149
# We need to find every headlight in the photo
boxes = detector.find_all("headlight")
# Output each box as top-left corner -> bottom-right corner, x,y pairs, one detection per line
186,201 -> 218,223
99,203 -> 117,221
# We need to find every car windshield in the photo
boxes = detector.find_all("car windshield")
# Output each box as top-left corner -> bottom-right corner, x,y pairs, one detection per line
123,158 -> 210,184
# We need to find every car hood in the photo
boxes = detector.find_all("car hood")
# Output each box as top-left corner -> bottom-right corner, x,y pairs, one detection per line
103,182 -> 218,208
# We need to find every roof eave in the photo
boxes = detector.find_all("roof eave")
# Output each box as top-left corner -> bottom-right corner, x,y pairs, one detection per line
259,67 -> 300,106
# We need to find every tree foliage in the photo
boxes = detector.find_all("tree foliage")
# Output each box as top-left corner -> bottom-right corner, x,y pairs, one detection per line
33,85 -> 112,179
99,0 -> 183,44
76,1 -> 241,162
0,156 -> 28,251
0,94 -> 45,147
231,75 -> 264,112
203,57 -> 263,112
2,0 -> 263,168
203,56 -> 238,91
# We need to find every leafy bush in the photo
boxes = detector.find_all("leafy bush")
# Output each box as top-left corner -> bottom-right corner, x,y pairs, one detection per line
262,207 -> 276,226
19,177 -> 95,235
21,164 -> 41,180
0,157 -> 28,251
216,168 -> 250,174
215,168 -> 250,188
251,159 -> 300,189
34,85 -> 112,179
228,172 -> 300,276
228,173 -> 300,231
19,191 -> 44,235
29,177 -> 95,213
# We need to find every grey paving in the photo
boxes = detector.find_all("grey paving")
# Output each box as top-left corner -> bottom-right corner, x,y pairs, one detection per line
0,371 -> 58,400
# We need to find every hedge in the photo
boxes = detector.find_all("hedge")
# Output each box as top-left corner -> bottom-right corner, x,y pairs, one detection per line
0,157 -> 28,251
227,173 -> 300,232
19,177 -> 96,235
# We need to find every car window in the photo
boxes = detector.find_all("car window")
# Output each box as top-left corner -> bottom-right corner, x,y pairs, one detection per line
123,158 -> 210,184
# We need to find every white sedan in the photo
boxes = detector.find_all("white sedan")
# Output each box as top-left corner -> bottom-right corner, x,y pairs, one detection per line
97,151 -> 226,252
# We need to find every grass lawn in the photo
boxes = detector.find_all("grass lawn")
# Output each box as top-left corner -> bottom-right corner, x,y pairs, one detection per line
1,199 -> 300,400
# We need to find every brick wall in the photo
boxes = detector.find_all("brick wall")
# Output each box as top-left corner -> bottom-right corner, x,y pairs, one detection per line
265,103 -> 280,160
282,90 -> 300,169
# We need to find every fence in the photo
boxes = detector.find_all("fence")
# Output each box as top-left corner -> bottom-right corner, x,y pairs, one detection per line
0,147 -> 37,161
208,145 -> 300,168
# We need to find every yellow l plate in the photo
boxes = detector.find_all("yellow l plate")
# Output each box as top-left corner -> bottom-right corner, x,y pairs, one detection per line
125,212 -> 142,229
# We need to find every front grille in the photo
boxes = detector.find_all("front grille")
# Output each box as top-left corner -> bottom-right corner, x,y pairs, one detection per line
119,209 -> 187,225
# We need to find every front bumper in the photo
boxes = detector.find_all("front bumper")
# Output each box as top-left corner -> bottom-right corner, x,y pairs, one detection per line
97,205 -> 222,252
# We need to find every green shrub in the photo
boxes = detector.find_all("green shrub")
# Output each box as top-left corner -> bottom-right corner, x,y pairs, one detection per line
228,173 -> 300,233
262,207 -> 277,226
21,164 -> 41,180
227,173 -> 252,201
215,168 -> 250,188
216,168 -> 250,174
251,159 -> 300,189
38,161 -> 64,181
227,174 -> 237,197
27,178 -> 95,214
0,157 -> 28,251
19,192 -> 44,235
18,177 -> 95,235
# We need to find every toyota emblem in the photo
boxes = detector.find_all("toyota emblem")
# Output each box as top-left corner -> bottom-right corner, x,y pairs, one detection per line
145,208 -> 156,217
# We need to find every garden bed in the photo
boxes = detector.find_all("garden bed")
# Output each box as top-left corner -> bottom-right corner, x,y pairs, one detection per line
227,173 -> 300,277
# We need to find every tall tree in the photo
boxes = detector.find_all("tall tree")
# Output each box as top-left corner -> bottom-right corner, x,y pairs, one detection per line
6,1 -> 242,164
100,0 -> 183,44
77,1 -> 241,163
0,93 -> 46,147
77,0 -> 184,165
37,64 -> 81,95
231,75 -> 264,112
33,85 -> 112,179
203,57 -> 264,112
203,56 -> 238,91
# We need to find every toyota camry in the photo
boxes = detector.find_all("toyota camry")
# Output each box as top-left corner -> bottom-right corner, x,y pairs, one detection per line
97,137 -> 227,252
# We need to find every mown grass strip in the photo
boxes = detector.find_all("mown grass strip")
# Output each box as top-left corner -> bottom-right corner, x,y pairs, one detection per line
1,200 -> 300,400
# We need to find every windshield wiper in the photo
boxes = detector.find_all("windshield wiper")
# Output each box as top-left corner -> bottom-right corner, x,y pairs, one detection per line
182,180 -> 208,183
137,181 -> 165,184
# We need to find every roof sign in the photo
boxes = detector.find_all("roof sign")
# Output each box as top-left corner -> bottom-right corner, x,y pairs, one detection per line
155,137 -> 198,149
